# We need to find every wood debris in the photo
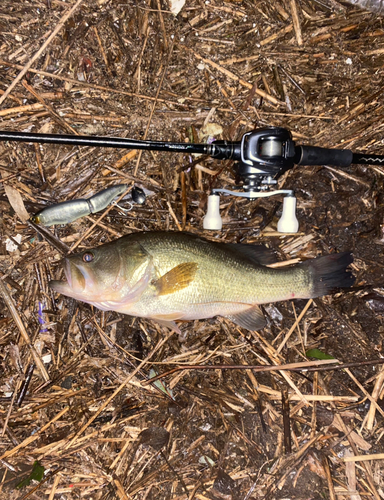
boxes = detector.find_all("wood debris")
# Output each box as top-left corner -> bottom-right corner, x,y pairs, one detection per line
1,0 -> 384,498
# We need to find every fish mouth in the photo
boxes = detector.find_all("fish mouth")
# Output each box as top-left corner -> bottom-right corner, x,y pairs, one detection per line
49,258 -> 86,296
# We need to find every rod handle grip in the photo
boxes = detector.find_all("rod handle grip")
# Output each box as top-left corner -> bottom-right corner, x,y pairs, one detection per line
295,146 -> 353,167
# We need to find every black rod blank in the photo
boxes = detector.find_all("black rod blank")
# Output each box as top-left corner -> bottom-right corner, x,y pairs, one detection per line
2,129 -> 384,167
0,130 -> 209,155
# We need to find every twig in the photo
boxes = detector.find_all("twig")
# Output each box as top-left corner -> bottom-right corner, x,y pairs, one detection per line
188,48 -> 282,105
268,258 -> 301,268
34,144 -> 46,183
269,433 -> 324,497
324,165 -> 370,187
0,276 -> 49,381
253,324 -> 334,406
282,388 -> 292,454
290,0 -> 303,46
16,363 -> 35,406
48,473 -> 61,500
343,367 -> 384,421
344,453 -> 384,462
28,220 -> 70,255
0,173 -> 18,184
114,477 -> 134,500
133,25 -> 150,92
133,40 -> 174,176
213,75 -> 250,121
345,449 -> 362,500
84,215 -> 122,237
365,366 -> 384,430
1,378 -> 20,437
260,24 -> 293,47
322,456 -> 337,500
93,26 -> 114,80
0,407 -> 69,460
160,450 -> 189,496
0,0 -> 85,106
276,299 -> 313,354
102,150 -> 138,176
310,371 -> 318,439
325,384 -> 381,500
0,58 -> 182,106
156,0 -> 168,50
0,103 -> 44,116
109,437 -> 133,470
22,80 -> 78,135
278,64 -> 306,95
166,200 -> 182,231
142,359 -> 339,385
292,302 -> 304,353
143,357 -> 384,385
181,171 -> 187,230
0,88 -> 22,105
63,331 -> 174,450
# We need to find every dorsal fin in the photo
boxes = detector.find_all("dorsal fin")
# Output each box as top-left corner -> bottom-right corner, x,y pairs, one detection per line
223,243 -> 277,266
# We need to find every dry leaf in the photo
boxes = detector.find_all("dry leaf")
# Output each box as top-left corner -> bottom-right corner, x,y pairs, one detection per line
1,172 -> 29,222
169,0 -> 185,15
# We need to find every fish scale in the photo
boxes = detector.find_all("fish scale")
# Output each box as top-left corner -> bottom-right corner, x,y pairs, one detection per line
126,232 -> 309,306
49,231 -> 355,332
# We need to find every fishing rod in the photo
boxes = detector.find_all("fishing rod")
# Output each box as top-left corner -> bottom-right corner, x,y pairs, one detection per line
1,126 -> 382,188
1,126 -> 382,231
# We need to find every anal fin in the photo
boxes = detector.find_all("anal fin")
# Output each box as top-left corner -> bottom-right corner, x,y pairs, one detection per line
150,313 -> 182,334
226,305 -> 266,331
154,262 -> 198,296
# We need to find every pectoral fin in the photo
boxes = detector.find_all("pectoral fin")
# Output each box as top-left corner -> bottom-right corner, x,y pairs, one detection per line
154,262 -> 198,296
226,305 -> 266,331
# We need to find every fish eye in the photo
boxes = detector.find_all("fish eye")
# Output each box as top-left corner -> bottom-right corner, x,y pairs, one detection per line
82,252 -> 94,263
30,215 -> 40,224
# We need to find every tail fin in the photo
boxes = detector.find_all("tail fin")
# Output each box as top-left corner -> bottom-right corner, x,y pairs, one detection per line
302,252 -> 355,298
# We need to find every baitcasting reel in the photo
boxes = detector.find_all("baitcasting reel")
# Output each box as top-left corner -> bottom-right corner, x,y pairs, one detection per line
203,126 -> 377,232
0,126 -> 382,232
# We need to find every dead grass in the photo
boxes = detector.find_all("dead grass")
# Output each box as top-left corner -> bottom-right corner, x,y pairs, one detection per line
1,0 -> 384,498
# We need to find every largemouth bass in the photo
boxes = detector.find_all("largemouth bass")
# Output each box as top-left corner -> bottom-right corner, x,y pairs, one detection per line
49,231 -> 355,331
